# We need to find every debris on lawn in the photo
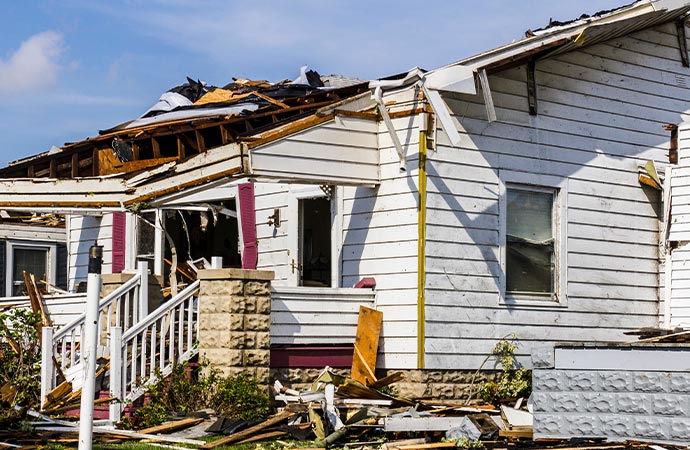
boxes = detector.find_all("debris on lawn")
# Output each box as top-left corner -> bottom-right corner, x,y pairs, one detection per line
4,296 -> 689,448
3,364 -> 688,449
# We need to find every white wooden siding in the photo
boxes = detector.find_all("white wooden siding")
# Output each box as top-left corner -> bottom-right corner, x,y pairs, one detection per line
667,119 -> 690,326
0,224 -> 66,243
270,286 -> 375,344
669,243 -> 690,327
67,214 -> 114,290
0,293 -> 87,328
423,23 -> 678,369
250,116 -> 379,185
254,115 -> 421,368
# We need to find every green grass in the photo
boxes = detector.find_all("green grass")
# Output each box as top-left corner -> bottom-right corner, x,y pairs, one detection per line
44,437 -> 312,450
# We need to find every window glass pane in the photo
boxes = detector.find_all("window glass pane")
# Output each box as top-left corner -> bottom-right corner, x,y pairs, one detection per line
506,188 -> 555,294
137,212 -> 156,259
13,248 -> 47,296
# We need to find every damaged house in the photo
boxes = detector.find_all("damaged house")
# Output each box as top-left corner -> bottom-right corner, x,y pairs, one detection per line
3,0 -> 690,417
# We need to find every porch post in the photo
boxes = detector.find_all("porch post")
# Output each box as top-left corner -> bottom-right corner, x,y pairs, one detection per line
40,326 -> 54,410
109,326 -> 122,424
138,261 -> 149,320
79,244 -> 103,450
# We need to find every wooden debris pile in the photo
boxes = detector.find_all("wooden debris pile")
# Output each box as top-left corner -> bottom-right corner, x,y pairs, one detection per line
0,409 -> 208,447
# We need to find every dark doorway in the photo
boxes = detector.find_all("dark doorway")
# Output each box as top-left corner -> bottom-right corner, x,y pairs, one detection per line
299,197 -> 331,287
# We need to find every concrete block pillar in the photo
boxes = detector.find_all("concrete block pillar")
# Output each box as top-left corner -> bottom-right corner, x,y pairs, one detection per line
197,268 -> 274,386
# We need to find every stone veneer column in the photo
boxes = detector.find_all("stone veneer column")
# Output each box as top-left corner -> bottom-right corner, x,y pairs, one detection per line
197,268 -> 274,386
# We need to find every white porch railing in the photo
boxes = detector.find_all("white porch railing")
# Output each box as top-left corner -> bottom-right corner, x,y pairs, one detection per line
109,279 -> 200,422
270,286 -> 376,345
40,263 -> 148,407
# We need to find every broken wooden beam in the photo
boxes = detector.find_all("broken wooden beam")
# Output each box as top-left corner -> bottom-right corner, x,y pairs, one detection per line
137,417 -> 204,435
200,409 -> 291,449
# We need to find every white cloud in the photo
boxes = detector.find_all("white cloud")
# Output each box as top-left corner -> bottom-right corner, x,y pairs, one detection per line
0,31 -> 65,95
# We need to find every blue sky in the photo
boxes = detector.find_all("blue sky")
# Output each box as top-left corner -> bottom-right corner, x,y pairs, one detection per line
0,1 -> 626,168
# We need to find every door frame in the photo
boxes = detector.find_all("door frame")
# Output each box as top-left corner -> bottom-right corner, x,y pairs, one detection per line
287,186 -> 342,287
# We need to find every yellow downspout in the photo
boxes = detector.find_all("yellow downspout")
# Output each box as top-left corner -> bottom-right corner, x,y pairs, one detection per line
417,128 -> 427,369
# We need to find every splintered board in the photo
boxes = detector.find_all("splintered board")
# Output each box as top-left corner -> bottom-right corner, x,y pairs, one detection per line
351,306 -> 383,385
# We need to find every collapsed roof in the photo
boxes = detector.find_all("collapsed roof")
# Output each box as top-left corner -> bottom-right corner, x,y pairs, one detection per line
0,68 -> 367,181
0,0 -> 689,210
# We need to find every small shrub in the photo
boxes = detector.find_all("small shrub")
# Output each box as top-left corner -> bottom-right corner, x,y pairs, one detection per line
212,371 -> 270,422
0,308 -> 42,414
122,361 -> 269,429
454,437 -> 485,449
478,339 -> 531,405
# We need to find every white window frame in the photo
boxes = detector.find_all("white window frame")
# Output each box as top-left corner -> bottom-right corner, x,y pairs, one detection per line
287,185 -> 343,288
5,240 -> 57,297
498,170 -> 567,306
126,210 -> 165,275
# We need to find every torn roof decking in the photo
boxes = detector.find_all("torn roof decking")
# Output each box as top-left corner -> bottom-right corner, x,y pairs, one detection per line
0,95 -> 385,208
0,81 -> 370,181
3,0 -> 690,209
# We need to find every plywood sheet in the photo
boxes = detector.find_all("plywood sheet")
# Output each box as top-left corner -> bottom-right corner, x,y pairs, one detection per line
350,306 -> 383,385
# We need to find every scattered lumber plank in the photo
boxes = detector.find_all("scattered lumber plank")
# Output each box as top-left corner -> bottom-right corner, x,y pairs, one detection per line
383,416 -> 478,433
395,442 -> 456,450
369,371 -> 404,390
0,383 -> 17,404
498,428 -> 533,438
0,321 -> 20,353
200,409 -> 291,449
23,272 -> 51,327
337,379 -> 414,407
42,380 -> 72,410
351,306 -> 383,385
236,430 -> 287,444
137,417 -> 204,435
381,438 -> 427,450
43,396 -> 115,416
637,330 -> 690,343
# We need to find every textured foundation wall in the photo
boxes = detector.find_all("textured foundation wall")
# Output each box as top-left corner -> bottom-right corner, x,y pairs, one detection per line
270,367 -> 497,400
533,345 -> 690,445
197,269 -> 274,386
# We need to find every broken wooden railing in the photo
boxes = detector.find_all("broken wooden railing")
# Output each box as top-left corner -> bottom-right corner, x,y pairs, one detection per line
40,262 -> 148,407
109,279 -> 201,422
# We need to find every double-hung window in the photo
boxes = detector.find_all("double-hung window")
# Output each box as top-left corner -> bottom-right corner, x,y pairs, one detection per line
500,173 -> 566,304
5,241 -> 57,297
506,186 -> 556,296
